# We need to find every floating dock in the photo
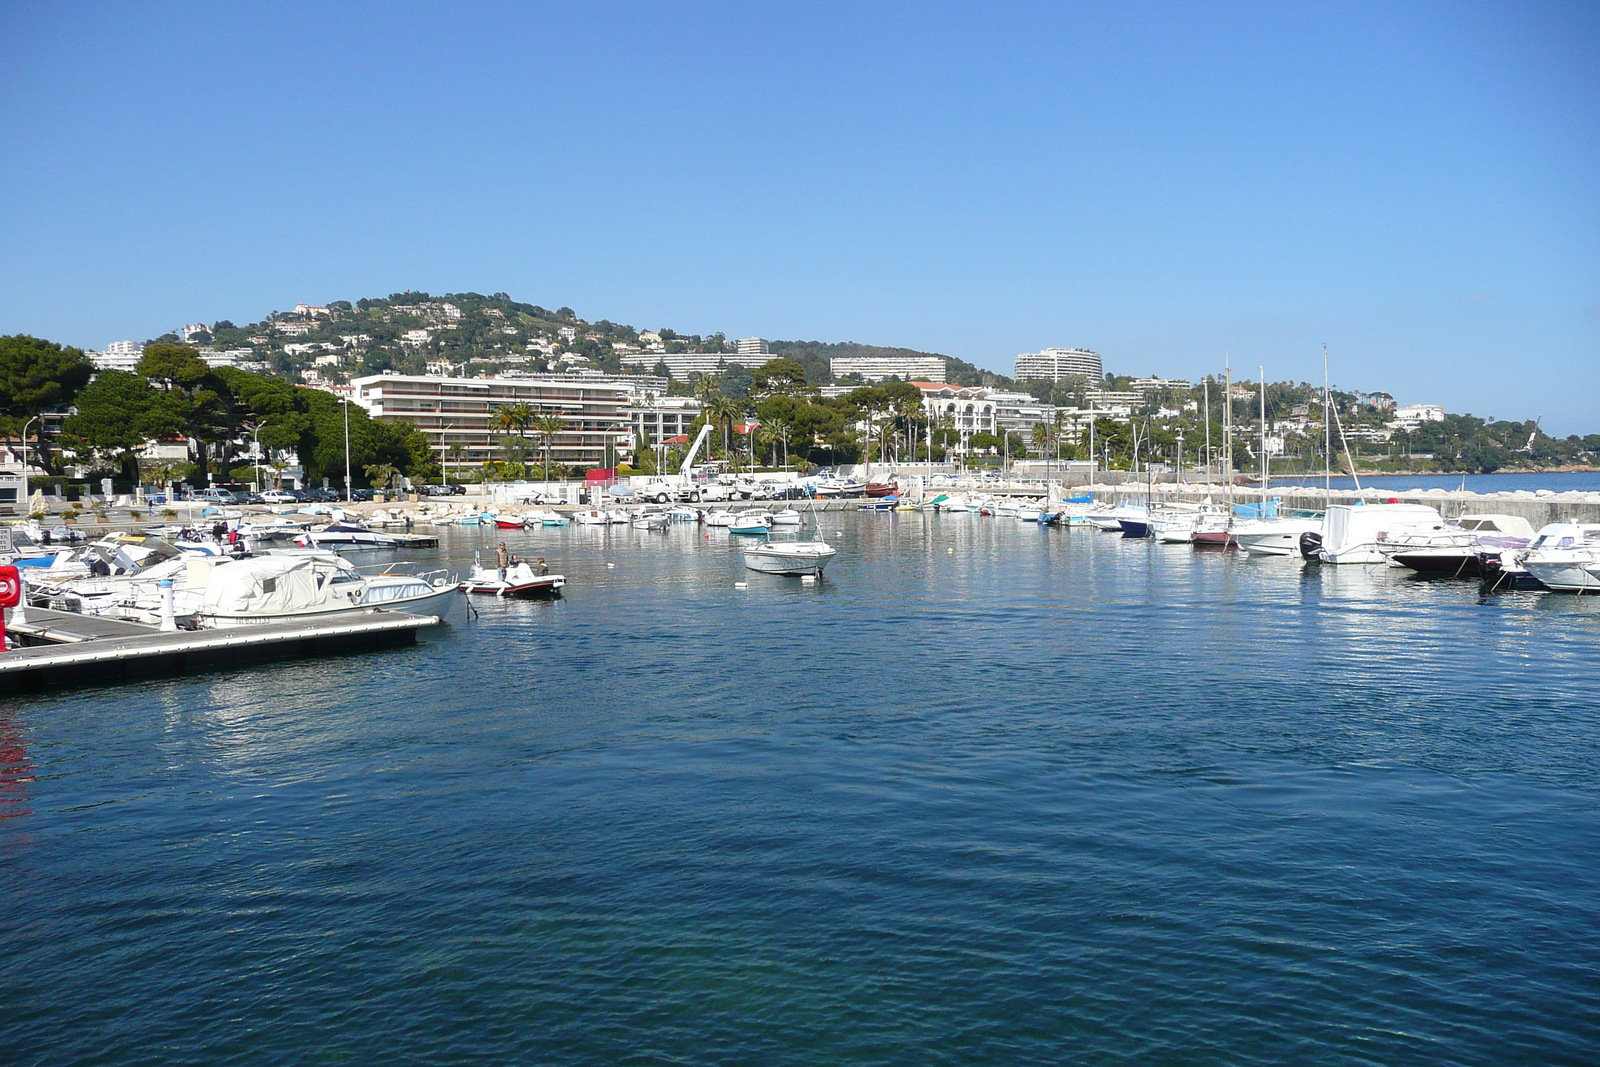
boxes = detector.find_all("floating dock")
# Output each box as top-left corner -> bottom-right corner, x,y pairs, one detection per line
1,607 -> 440,691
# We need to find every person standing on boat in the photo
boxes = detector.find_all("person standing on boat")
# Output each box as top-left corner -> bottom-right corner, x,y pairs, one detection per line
536,557 -> 548,576
497,542 -> 509,581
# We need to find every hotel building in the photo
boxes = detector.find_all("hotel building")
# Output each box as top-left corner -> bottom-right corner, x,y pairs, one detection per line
350,373 -> 634,471
1013,347 -> 1103,383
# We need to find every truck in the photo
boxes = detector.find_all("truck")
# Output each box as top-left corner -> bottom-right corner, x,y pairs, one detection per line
631,423 -> 733,503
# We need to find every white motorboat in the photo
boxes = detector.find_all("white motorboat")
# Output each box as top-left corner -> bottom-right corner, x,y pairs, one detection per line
771,508 -> 804,526
729,510 -> 774,535
1311,503 -> 1442,564
56,552 -> 460,627
572,509 -> 610,525
668,506 -> 701,523
704,510 -> 737,527
298,521 -> 401,548
1152,512 -> 1200,544
193,554 -> 460,625
631,507 -> 671,531
1232,516 -> 1323,556
1379,514 -> 1537,576
459,559 -> 565,597
742,540 -> 837,576
1520,523 -> 1600,593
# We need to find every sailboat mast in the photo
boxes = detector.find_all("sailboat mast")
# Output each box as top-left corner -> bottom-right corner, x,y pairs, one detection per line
1322,345 -> 1331,509
1202,379 -> 1211,483
1259,366 -> 1269,510
1087,399 -> 1096,493
1223,363 -> 1233,506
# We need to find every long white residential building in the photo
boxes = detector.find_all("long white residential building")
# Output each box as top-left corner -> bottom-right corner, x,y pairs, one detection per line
830,355 -> 948,382
350,373 -> 634,470
623,351 -> 769,379
89,340 -> 144,372
1013,347 -> 1103,383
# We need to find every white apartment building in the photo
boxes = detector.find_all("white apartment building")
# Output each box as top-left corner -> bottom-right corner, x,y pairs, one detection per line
350,373 -> 634,470
558,326 -> 577,343
401,329 -> 432,346
627,352 -> 769,379
199,348 -> 254,368
914,383 -> 997,438
1013,347 -> 1103,382
1084,388 -> 1141,408
985,390 -> 1055,434
90,340 -> 144,372
1130,377 -> 1192,393
292,303 -> 332,318
1392,404 -> 1446,430
629,396 -> 703,449
0,439 -> 26,512
830,355 -> 947,382
736,337 -> 770,356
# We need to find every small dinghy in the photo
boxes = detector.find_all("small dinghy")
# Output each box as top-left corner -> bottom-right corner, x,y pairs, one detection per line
459,559 -> 566,598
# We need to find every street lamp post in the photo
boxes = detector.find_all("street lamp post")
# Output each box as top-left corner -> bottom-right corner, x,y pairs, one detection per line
251,420 -> 268,493
1175,432 -> 1184,485
20,414 -> 38,509
340,398 -> 352,502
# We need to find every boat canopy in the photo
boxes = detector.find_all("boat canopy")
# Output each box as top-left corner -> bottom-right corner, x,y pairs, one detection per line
202,556 -> 328,615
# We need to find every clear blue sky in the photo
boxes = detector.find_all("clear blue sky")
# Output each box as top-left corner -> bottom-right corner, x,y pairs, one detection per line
2,1 -> 1596,431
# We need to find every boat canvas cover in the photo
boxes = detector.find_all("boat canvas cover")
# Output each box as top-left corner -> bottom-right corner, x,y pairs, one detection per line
202,556 -> 327,615
1322,504 -> 1440,554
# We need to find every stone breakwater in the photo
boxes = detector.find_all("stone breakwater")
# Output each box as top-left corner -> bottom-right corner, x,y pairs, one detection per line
1098,482 -> 1600,525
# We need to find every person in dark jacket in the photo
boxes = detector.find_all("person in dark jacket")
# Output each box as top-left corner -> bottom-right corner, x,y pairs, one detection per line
497,542 -> 509,581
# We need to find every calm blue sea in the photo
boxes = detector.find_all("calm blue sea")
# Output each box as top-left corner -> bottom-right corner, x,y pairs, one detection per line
4,515 -> 1599,1066
1268,471 -> 1600,493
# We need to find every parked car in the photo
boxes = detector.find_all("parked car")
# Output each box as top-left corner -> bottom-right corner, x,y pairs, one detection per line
194,488 -> 238,505
351,489 -> 375,502
259,489 -> 298,504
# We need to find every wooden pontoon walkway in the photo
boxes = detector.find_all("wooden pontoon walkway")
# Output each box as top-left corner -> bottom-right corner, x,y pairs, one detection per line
2,607 -> 440,691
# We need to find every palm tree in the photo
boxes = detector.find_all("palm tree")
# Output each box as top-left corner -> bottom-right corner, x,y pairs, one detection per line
707,395 -> 741,468
363,462 -> 399,493
531,413 -> 567,481
492,403 -> 534,472
764,417 -> 792,470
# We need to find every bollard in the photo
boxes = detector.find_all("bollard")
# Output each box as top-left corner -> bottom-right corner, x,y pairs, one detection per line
158,579 -> 177,632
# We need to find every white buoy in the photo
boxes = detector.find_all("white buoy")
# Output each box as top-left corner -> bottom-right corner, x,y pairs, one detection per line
606,562 -> 615,569
948,547 -> 954,554
801,574 -> 816,584
734,581 -> 747,589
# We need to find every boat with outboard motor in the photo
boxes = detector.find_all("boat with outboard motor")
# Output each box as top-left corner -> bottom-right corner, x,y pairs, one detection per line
1304,503 -> 1442,564
1379,514 -> 1536,576
741,539 -> 837,575
459,558 -> 565,597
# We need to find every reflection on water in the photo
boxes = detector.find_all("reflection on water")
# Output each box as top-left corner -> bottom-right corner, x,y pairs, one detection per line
3,512 -> 1599,1066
